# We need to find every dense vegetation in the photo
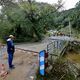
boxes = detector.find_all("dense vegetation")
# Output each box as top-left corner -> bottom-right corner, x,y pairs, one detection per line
0,0 -> 80,42
54,0 -> 80,31
0,0 -> 57,42
36,58 -> 76,80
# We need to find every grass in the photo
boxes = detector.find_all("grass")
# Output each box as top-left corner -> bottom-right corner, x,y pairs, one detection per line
36,57 -> 76,80
66,51 -> 80,63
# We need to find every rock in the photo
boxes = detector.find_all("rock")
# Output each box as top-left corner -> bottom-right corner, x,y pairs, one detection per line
3,54 -> 7,59
45,65 -> 53,73
27,52 -> 31,54
30,76 -> 34,80
22,51 -> 26,53
33,53 -> 37,56
28,61 -> 32,64
0,64 -> 8,79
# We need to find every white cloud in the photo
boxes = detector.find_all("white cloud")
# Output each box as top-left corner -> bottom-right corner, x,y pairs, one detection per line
0,6 -> 2,14
36,0 -> 79,10
63,0 -> 79,9
0,6 -> 2,10
36,0 -> 58,4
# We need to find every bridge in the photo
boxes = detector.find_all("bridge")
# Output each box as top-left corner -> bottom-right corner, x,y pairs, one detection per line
47,36 -> 80,64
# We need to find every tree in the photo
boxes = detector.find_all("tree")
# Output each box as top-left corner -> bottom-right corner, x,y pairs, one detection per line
0,0 -> 64,42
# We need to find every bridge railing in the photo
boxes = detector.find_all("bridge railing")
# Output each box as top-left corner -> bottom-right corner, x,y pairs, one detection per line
47,39 -> 69,64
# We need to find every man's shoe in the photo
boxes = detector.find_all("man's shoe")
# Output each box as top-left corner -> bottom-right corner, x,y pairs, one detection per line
9,66 -> 15,70
12,65 -> 15,67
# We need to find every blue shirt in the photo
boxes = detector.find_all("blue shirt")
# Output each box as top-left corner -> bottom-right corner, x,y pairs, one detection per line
7,38 -> 15,53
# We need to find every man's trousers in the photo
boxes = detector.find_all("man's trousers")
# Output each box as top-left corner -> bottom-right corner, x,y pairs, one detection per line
8,52 -> 14,68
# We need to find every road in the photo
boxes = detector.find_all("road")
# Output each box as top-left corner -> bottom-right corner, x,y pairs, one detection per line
1,36 -> 79,80
15,36 -> 75,53
15,41 -> 49,53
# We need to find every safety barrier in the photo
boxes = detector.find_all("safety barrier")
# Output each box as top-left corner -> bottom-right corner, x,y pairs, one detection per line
47,39 -> 69,64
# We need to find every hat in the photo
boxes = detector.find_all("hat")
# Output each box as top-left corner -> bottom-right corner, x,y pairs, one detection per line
9,35 -> 14,38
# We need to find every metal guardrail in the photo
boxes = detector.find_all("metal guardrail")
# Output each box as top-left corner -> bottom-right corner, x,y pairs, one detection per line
47,39 -> 69,64
47,40 -> 68,55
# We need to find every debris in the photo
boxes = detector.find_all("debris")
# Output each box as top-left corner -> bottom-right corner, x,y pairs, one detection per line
28,61 -> 32,64
22,51 -> 26,53
17,49 -> 22,52
30,76 -> 34,80
27,52 -> 31,54
0,64 -> 8,79
45,65 -> 53,73
33,53 -> 37,56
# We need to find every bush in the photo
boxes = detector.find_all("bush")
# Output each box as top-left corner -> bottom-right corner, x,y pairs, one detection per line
36,58 -> 76,80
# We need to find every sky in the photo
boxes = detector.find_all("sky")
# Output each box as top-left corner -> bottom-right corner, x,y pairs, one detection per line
0,0 -> 79,10
0,6 -> 2,13
36,0 -> 79,10
0,6 -> 2,9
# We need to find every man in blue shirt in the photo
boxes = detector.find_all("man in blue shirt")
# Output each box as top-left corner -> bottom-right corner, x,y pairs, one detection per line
7,35 -> 15,69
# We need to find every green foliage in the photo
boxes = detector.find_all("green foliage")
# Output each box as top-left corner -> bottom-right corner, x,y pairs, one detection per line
0,0 -> 80,42
54,0 -> 80,31
0,0 -> 59,42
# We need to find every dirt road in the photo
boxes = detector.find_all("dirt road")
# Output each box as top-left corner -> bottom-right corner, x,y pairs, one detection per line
15,42 -> 48,52
0,38 -> 49,80
0,49 -> 39,80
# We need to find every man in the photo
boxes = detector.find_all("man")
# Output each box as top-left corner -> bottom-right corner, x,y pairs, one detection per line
7,35 -> 15,69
